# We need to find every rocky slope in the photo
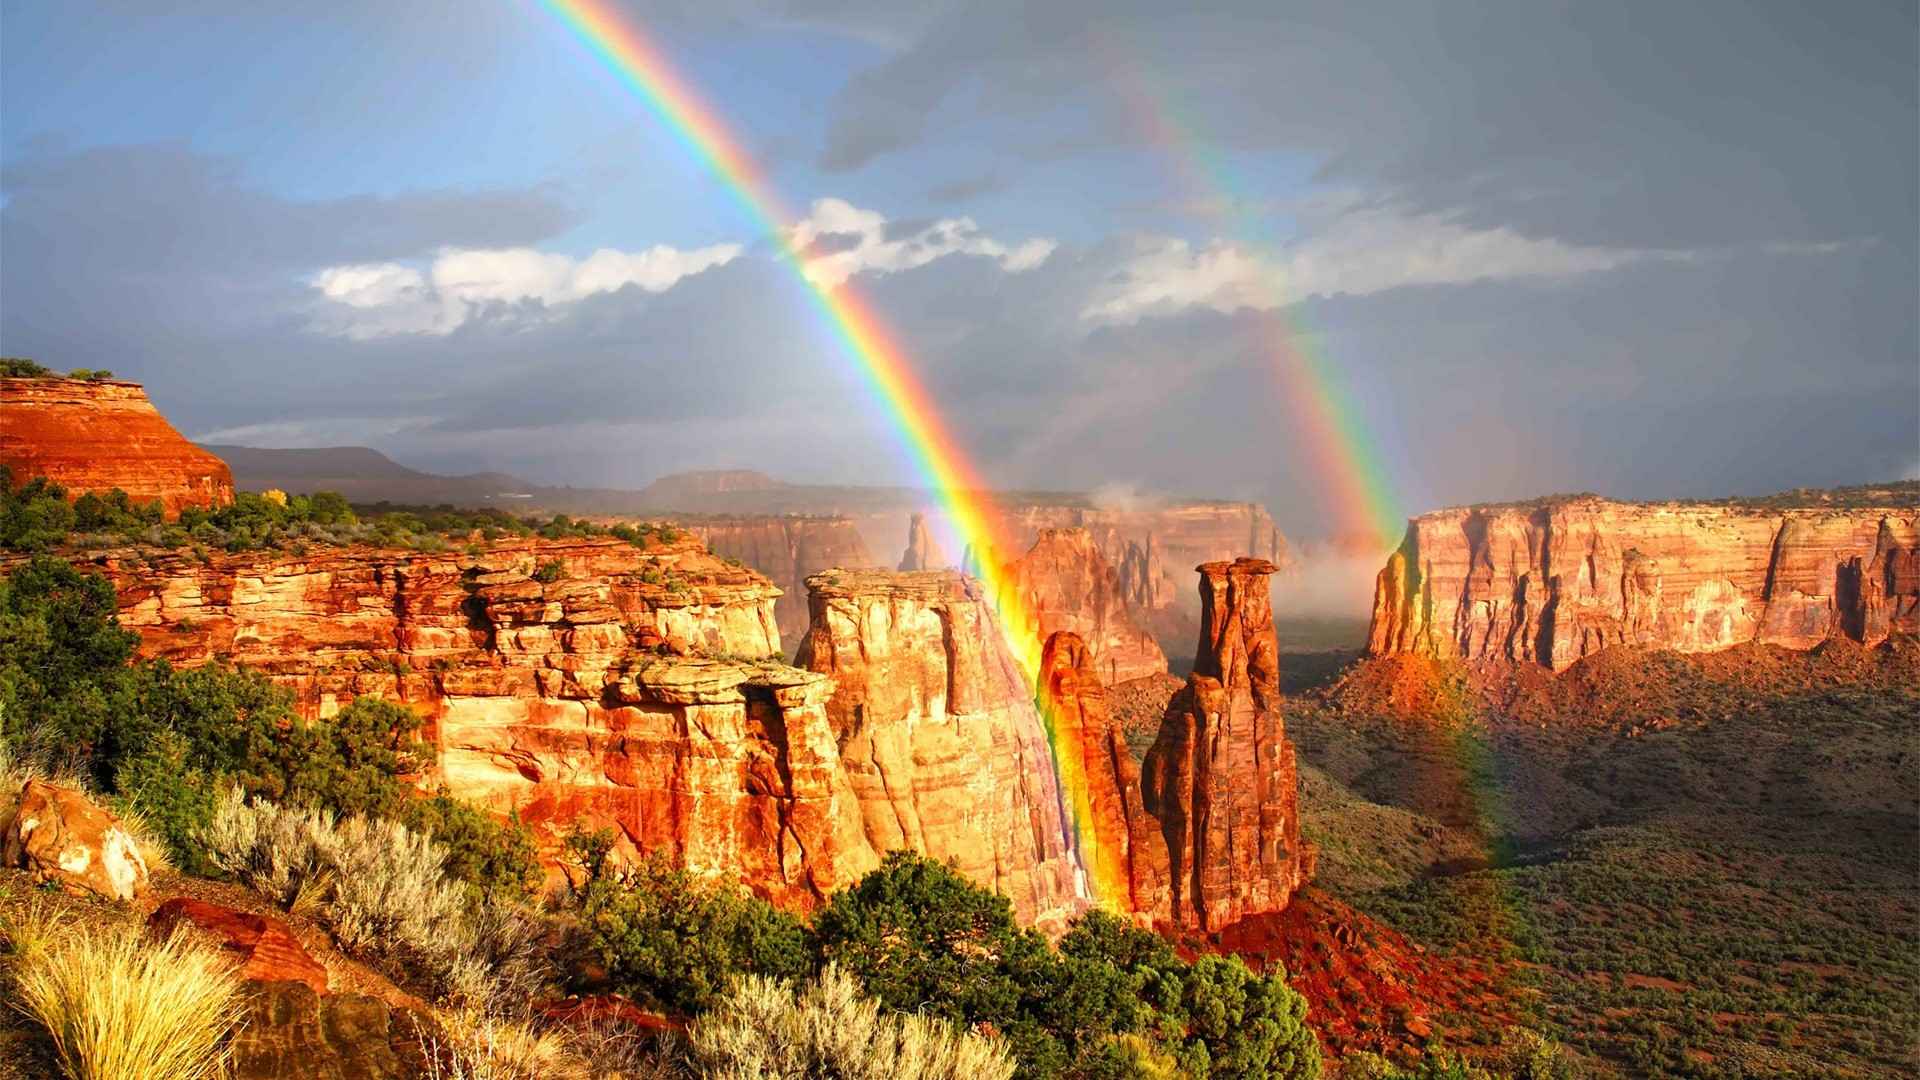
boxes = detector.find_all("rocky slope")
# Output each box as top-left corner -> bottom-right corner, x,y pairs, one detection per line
1368,495 -> 1920,670
3,378 -> 233,516
795,569 -> 1086,928
685,516 -> 875,644
986,527 -> 1167,685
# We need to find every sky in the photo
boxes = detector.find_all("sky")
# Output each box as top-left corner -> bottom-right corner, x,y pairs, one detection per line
3,0 -> 1915,543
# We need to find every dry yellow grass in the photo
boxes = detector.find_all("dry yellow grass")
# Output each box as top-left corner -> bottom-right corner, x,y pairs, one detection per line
9,923 -> 246,1080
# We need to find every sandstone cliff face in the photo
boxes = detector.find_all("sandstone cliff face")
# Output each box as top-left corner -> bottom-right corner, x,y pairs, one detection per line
1,378 -> 233,516
796,569 -> 1088,929
71,537 -> 903,904
688,516 -> 874,646
1036,632 -> 1169,919
1368,498 -> 1920,670
1141,558 -> 1311,931
909,501 -> 1288,660
988,528 -> 1168,685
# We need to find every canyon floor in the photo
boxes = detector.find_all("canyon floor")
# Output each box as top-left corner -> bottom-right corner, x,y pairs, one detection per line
1252,631 -> 1920,1079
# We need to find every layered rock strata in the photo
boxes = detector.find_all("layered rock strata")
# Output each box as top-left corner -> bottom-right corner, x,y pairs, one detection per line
1368,497 -> 1920,670
1,377 -> 234,516
987,527 -> 1168,685
796,569 -> 1087,928
688,515 -> 875,645
1141,558 -> 1311,931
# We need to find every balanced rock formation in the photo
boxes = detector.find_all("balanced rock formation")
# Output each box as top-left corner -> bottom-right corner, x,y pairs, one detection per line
3,779 -> 151,901
797,569 -> 1086,928
1142,558 -> 1311,931
896,512 -> 948,570
1368,494 -> 1920,670
1,377 -> 233,516
689,515 -> 875,644
988,528 -> 1167,685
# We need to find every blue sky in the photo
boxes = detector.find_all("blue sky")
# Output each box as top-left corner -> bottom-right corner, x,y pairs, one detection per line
3,1 -> 1915,540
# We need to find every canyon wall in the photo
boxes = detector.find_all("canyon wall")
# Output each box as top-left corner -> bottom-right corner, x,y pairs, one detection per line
927,500 -> 1288,663
686,516 -> 875,644
794,569 -> 1088,928
2,378 -> 233,516
986,527 -> 1168,685
1368,498 -> 1920,670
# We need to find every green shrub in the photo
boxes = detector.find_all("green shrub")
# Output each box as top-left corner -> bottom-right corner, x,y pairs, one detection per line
399,791 -> 542,902
567,829 -> 811,1013
532,559 -> 566,584
0,357 -> 50,377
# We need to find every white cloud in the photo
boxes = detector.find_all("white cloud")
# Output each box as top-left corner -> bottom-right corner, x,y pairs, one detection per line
1083,200 -> 1669,324
791,197 -> 1055,286
310,242 -> 742,338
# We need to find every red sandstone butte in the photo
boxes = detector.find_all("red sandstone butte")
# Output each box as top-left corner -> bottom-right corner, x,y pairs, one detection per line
1,377 -> 234,517
1368,495 -> 1920,670
1142,558 -> 1312,931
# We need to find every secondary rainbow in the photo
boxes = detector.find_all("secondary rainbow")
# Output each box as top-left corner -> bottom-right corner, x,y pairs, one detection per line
1099,47 -> 1406,551
533,0 -> 1130,908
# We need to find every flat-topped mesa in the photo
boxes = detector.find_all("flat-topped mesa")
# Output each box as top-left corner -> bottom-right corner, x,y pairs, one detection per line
986,527 -> 1168,686
689,515 -> 875,645
1142,557 -> 1311,932
796,568 -> 1087,929
1368,495 -> 1920,671
1,377 -> 233,517
896,512 -> 948,571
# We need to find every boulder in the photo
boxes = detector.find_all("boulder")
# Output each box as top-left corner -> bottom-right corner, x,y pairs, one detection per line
149,897 -> 329,995
228,981 -> 434,1080
2,779 -> 149,901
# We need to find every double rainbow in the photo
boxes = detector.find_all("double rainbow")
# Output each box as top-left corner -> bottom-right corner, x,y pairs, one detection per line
535,0 -> 1128,908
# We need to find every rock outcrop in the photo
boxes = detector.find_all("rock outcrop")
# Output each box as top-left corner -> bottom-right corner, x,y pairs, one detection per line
908,502 -> 1288,658
896,512 -> 948,570
796,569 -> 1087,928
988,528 -> 1168,685
1142,559 -> 1311,931
688,515 -> 875,644
229,982 -> 434,1080
1368,496 -> 1920,670
1036,632 -> 1168,918
2,779 -> 151,901
150,898 -> 330,995
1,377 -> 234,516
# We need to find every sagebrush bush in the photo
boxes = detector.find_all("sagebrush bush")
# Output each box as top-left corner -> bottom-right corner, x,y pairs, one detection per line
9,922 -> 245,1080
201,789 -> 545,1006
687,964 -> 1017,1080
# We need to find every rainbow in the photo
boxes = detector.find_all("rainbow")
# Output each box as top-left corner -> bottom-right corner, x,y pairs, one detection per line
1099,49 -> 1405,551
532,0 -> 1128,908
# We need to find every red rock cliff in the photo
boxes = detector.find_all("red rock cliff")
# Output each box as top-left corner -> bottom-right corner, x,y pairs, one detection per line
688,516 -> 875,645
1368,496 -> 1920,670
795,569 -> 1089,929
986,528 -> 1168,685
1141,558 -> 1312,931
1,378 -> 233,516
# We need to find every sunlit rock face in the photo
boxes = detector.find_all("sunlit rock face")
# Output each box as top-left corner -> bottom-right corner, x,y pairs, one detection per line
1142,558 -> 1313,932
1368,497 -> 1920,670
1,377 -> 233,517
689,515 -> 875,645
796,568 -> 1089,929
983,527 -> 1168,687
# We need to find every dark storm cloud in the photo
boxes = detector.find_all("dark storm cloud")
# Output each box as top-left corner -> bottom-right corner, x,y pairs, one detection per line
820,0 -> 1917,251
